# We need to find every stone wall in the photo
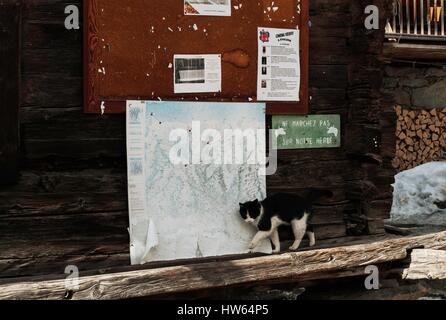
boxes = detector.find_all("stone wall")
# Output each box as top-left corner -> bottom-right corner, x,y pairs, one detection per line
382,66 -> 446,109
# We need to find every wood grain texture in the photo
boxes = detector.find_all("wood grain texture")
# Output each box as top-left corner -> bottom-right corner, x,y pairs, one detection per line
348,0 -> 394,233
0,2 -> 21,185
403,249 -> 446,280
1,231 -> 445,300
383,43 -> 446,61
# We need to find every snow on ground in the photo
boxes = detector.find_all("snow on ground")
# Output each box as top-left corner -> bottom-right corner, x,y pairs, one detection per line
390,161 -> 446,225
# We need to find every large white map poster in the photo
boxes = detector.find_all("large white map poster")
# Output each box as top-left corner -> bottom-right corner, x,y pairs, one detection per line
126,101 -> 271,264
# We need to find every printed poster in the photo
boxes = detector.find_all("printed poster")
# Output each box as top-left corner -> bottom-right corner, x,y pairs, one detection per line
257,27 -> 301,102
126,101 -> 271,264
184,0 -> 231,17
174,54 -> 222,94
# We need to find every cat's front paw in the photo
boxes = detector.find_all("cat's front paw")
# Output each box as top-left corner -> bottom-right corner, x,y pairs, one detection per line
248,242 -> 256,250
272,248 -> 281,254
289,245 -> 300,251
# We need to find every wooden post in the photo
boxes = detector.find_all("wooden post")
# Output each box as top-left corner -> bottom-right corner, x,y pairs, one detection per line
0,2 -> 21,185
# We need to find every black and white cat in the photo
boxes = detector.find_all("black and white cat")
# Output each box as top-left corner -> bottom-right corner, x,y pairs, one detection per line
239,190 -> 333,253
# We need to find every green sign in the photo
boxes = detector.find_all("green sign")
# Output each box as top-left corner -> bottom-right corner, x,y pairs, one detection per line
272,115 -> 341,150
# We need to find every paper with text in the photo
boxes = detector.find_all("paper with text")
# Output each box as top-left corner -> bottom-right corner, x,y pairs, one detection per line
257,27 -> 300,102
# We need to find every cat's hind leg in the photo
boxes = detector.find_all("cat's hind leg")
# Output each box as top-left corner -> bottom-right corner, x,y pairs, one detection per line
289,215 -> 308,251
270,229 -> 281,253
306,225 -> 316,247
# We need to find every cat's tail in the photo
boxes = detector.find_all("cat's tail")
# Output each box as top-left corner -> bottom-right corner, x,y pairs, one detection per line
306,189 -> 333,203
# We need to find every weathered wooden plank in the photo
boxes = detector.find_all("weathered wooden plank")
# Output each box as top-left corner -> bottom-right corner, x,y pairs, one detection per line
0,192 -> 127,216
1,254 -> 130,280
21,74 -> 82,107
23,138 -> 125,159
2,169 -> 125,194
383,43 -> 446,61
1,234 -> 391,280
309,88 -> 348,111
0,210 -> 129,278
403,249 -> 446,280
310,65 -> 348,88
1,231 -> 445,300
268,160 -> 363,187
0,212 -> 129,260
310,37 -> 348,65
21,114 -> 125,140
23,21 -> 82,50
22,48 -> 82,76
0,2 -> 21,185
21,0 -> 83,23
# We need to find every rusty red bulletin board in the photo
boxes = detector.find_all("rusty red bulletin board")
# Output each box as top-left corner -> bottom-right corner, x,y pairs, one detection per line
84,0 -> 309,114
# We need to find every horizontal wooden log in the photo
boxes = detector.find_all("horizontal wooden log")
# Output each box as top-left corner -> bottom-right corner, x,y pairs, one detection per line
1,231 -> 445,300
383,43 -> 446,61
402,249 -> 446,280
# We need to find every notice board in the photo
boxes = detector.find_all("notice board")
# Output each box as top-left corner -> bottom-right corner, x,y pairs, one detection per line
84,0 -> 309,114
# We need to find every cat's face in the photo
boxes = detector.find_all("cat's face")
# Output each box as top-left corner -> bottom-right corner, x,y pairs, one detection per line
239,200 -> 261,224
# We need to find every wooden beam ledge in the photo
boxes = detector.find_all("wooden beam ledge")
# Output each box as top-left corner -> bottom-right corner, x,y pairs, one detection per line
383,43 -> 446,61
1,231 -> 446,300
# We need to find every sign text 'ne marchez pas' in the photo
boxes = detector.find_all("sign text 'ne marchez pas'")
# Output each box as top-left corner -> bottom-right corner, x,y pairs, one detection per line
272,115 -> 341,150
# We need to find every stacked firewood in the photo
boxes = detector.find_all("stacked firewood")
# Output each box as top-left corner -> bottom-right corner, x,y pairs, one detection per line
393,105 -> 446,171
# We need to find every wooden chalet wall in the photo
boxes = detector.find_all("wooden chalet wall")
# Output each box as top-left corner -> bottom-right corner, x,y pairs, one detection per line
0,2 -> 21,186
0,0 -> 393,279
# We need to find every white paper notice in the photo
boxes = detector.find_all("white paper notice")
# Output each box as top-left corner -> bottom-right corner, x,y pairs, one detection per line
174,54 -> 222,94
257,27 -> 300,102
184,0 -> 231,17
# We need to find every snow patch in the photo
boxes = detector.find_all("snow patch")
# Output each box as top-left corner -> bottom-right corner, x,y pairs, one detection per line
390,162 -> 446,225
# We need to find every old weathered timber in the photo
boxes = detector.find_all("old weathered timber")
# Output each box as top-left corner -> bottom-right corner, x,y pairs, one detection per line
0,2 -> 21,185
403,249 -> 446,280
1,231 -> 445,300
383,43 -> 446,61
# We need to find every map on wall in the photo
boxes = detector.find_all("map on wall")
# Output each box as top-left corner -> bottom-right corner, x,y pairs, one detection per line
126,101 -> 271,264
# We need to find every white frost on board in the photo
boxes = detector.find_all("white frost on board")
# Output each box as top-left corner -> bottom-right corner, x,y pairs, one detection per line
390,161 -> 446,225
128,101 -> 271,265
